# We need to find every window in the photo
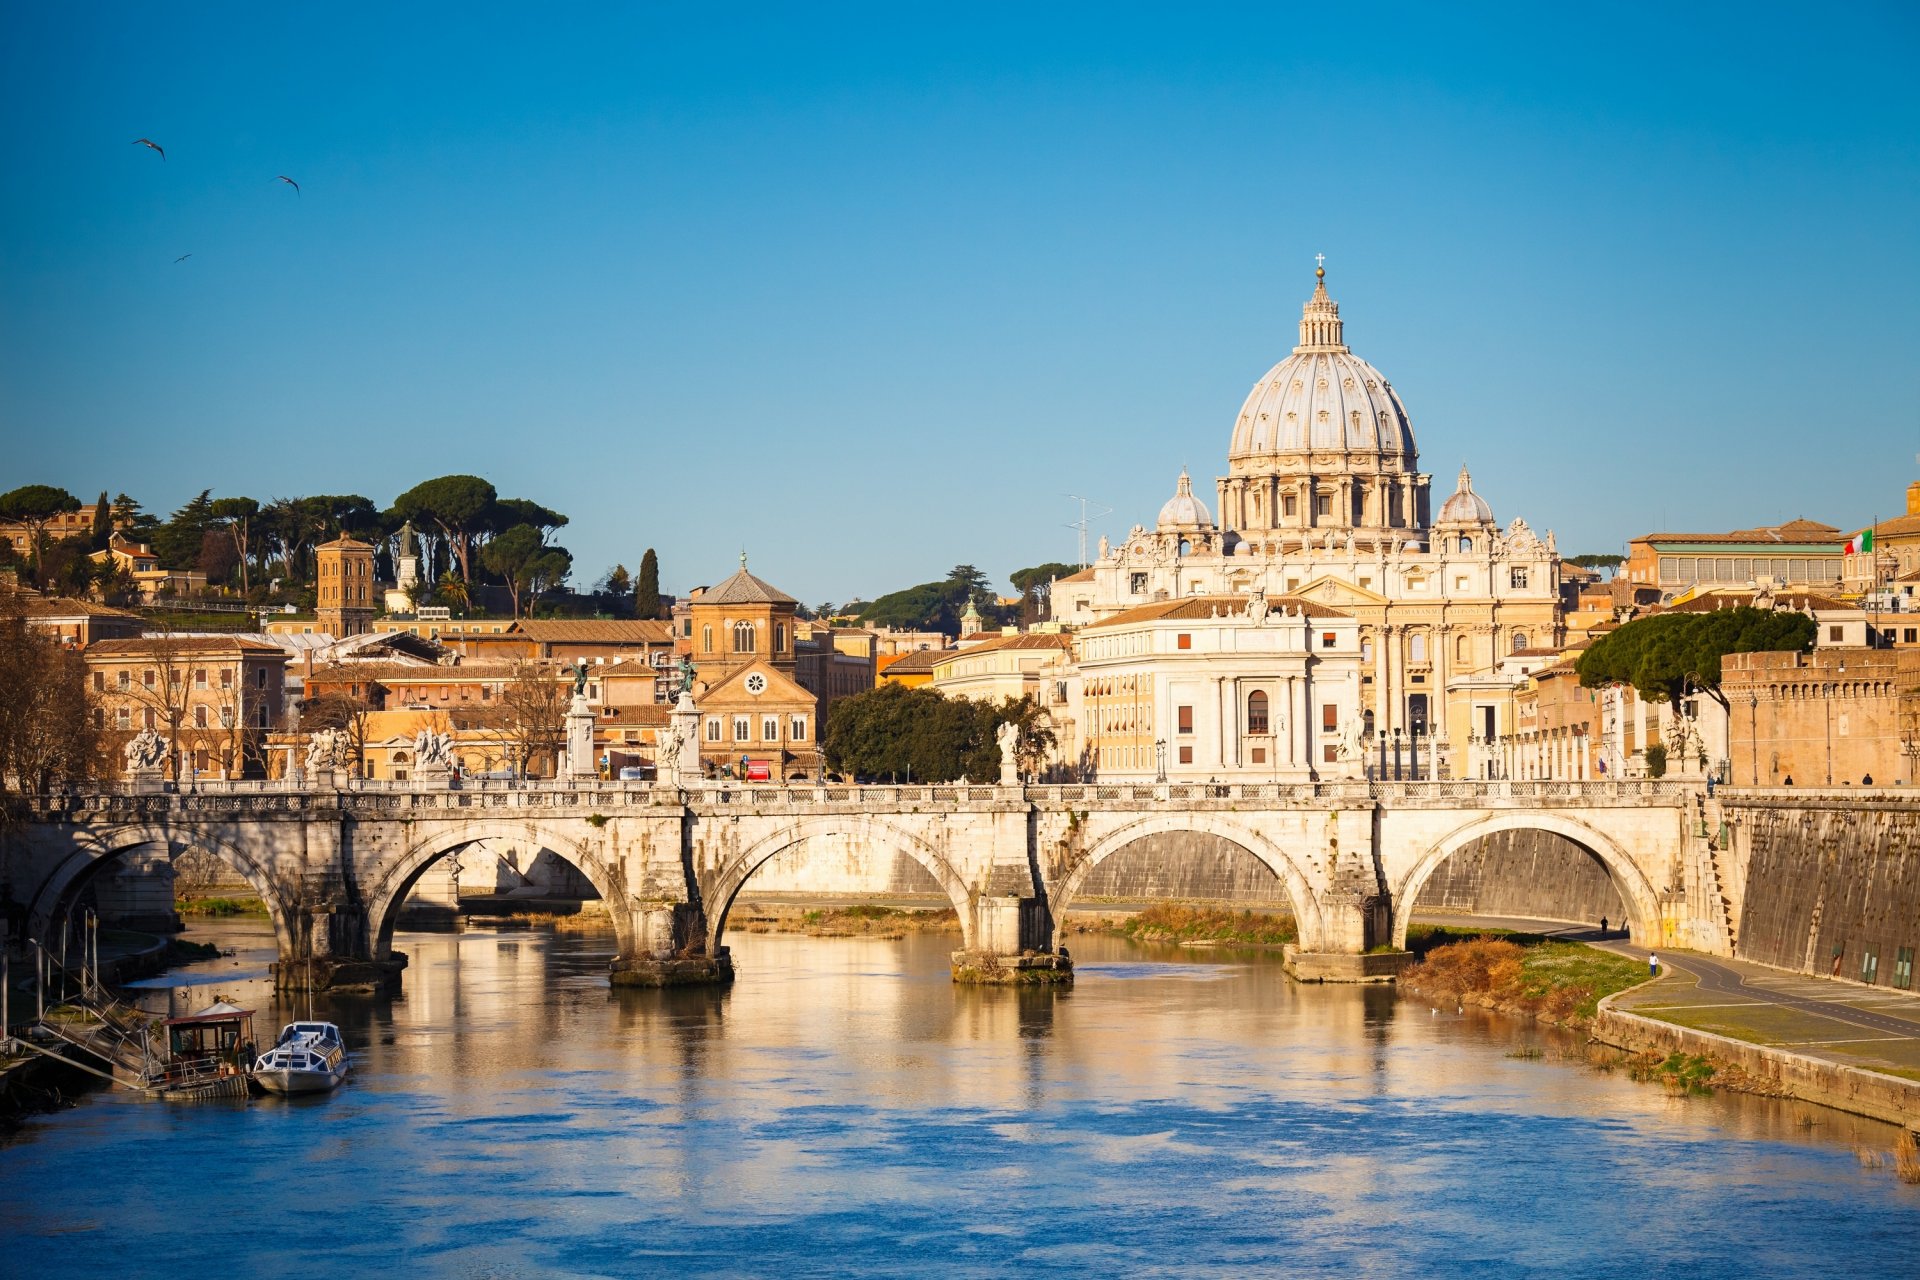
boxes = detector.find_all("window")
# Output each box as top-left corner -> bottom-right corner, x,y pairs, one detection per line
256,668 -> 268,689
1458,536 -> 1473,553
1130,572 -> 1148,595
1251,747 -> 1266,764
705,717 -> 722,742
117,671 -> 130,691
1512,633 -> 1530,653
1322,744 -> 1338,763
733,622 -> 755,652
116,708 -> 131,730
762,715 -> 779,741
1904,628 -> 1919,644
1177,705 -> 1194,734
195,706 -> 208,729
92,671 -> 104,692
1861,950 -> 1879,985
1283,494 -> 1297,517
1177,633 -> 1191,650
1456,635 -> 1470,663
1321,631 -> 1336,650
732,715 -> 750,742
1896,947 -> 1914,990
194,668 -> 207,688
144,709 -> 155,729
774,623 -> 785,651
1828,626 -> 1843,642
255,706 -> 268,729
1247,691 -> 1269,734
1178,746 -> 1193,765
1510,567 -> 1528,589
220,668 -> 233,689
790,715 -> 808,742
1314,494 -> 1331,517
1409,632 -> 1426,662
219,707 -> 234,729
702,625 -> 713,653
1322,703 -> 1338,732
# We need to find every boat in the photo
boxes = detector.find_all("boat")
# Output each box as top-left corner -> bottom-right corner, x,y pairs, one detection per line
153,1001 -> 259,1101
252,1021 -> 349,1094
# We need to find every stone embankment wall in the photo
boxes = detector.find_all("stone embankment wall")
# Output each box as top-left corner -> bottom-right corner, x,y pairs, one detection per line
1073,832 -> 1294,906
1409,830 -> 1625,925
1732,799 -> 1920,982
732,833 -> 947,899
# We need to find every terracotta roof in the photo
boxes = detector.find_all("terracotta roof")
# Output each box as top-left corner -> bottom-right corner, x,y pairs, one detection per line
314,536 -> 375,550
305,660 -> 545,684
699,566 -> 797,606
1509,647 -> 1562,658
936,632 -> 1075,659
1635,520 -> 1844,546
1845,513 -> 1920,539
86,636 -> 287,657
599,705 -> 671,726
1665,590 -> 1853,613
878,647 -> 953,674
1056,568 -> 1095,584
513,618 -> 673,644
2,591 -> 142,620
1086,595 -> 1350,629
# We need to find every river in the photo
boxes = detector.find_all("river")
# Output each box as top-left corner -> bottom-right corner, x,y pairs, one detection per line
2,919 -> 1915,1277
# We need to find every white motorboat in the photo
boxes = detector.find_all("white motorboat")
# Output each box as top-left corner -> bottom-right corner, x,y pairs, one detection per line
252,1021 -> 349,1095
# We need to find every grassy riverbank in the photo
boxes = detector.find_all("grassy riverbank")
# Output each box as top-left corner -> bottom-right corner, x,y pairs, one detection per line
730,903 -> 962,939
177,896 -> 268,918
1076,904 -> 1298,948
1399,933 -> 1647,1028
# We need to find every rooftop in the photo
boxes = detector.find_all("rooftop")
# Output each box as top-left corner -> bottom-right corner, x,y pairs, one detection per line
1086,595 -> 1351,629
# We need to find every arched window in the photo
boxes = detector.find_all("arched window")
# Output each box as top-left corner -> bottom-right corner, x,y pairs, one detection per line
701,625 -> 713,653
733,622 -> 754,653
1459,536 -> 1473,553
774,623 -> 786,651
1409,631 -> 1427,662
1512,632 -> 1530,653
1455,634 -> 1470,663
1247,690 -> 1270,735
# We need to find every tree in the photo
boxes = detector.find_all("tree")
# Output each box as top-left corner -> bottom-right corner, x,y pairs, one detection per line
599,563 -> 632,611
483,525 -> 572,618
635,548 -> 663,620
210,496 -> 260,594
823,685 -> 1052,783
1568,554 -> 1625,571
154,489 -> 217,570
392,475 -> 498,582
947,564 -> 990,595
89,491 -> 111,551
493,498 -> 568,545
116,628 -> 200,780
1576,606 -> 1817,712
0,485 -> 81,579
1010,561 -> 1079,624
857,579 -> 970,634
481,661 -> 568,777
0,600 -> 100,795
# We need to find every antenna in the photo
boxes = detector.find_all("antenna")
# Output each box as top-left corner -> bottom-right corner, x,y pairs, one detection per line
1064,494 -> 1113,568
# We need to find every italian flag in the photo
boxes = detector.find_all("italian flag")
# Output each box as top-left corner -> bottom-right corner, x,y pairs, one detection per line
1844,530 -> 1874,555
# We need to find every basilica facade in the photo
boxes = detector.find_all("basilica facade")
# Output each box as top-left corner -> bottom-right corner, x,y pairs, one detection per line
1052,268 -> 1562,780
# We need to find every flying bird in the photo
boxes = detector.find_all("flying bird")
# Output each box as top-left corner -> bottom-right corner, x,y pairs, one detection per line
276,175 -> 300,195
175,254 -> 192,264
132,138 -> 165,160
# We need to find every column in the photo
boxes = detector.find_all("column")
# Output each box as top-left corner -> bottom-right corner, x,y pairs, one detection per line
1374,624 -> 1392,735
1283,675 -> 1297,767
1389,624 -> 1406,737
1300,674 -> 1315,776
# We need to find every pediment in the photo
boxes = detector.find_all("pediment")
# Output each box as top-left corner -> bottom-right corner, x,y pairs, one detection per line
1293,575 -> 1390,606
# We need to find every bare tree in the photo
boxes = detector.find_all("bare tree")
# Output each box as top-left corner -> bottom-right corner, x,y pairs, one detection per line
117,628 -> 197,781
481,661 -> 567,778
0,604 -> 100,798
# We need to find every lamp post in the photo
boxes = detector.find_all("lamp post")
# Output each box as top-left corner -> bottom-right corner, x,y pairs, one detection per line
1154,738 -> 1167,783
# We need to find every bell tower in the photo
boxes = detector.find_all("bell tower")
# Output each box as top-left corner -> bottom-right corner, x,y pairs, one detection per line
315,536 -> 376,637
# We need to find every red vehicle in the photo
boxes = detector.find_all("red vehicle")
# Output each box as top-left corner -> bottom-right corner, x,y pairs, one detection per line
743,758 -> 772,782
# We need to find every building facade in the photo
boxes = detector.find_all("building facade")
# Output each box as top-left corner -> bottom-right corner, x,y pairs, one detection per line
314,537 -> 376,637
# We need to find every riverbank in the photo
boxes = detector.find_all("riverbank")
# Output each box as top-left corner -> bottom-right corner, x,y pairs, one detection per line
729,902 -> 960,939
1397,929 -> 1649,1029
1068,903 -> 1296,948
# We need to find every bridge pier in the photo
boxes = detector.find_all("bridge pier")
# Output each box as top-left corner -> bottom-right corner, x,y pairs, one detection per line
610,901 -> 734,988
950,895 -> 1073,985
272,903 -> 407,994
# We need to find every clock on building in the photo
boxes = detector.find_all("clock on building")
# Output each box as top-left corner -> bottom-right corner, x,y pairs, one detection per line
744,672 -> 768,696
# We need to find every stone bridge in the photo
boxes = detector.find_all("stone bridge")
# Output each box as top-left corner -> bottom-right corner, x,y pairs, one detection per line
6,777 -> 1721,990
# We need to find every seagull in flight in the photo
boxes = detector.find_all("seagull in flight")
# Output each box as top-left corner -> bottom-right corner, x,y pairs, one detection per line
175,253 -> 192,264
276,175 -> 300,195
133,138 -> 165,160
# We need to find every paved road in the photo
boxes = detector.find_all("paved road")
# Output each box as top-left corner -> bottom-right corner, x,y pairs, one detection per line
1409,910 -> 1920,1042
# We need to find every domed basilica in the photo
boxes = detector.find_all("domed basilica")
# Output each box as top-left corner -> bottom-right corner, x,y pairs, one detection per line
1055,267 -> 1562,781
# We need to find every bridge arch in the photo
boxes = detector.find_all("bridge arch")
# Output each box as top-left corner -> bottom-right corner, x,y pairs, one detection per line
704,814 -> 977,952
367,820 -> 633,959
26,822 -> 297,956
1053,812 -> 1328,951
1393,812 -> 1663,948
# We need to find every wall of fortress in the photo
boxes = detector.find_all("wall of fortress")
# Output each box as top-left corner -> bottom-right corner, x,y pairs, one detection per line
1407,829 -> 1625,927
1731,797 -> 1920,983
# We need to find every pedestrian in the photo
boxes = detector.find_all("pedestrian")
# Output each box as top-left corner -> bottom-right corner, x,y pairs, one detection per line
1600,915 -> 1609,935
1863,774 -> 1874,786
1783,775 -> 1793,786
1648,952 -> 1660,977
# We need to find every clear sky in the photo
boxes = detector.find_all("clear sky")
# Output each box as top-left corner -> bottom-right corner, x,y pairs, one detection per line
3,3 -> 1916,604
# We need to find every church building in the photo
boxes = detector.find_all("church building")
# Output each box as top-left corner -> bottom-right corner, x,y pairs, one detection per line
1053,267 -> 1562,780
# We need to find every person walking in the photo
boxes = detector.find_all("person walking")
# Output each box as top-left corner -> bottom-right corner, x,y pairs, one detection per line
1648,952 -> 1660,977
1599,915 -> 1609,936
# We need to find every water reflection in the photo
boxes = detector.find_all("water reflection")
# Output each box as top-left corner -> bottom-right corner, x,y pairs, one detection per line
4,920 -> 1915,1277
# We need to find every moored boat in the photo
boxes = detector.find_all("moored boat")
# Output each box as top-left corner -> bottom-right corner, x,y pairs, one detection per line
252,1021 -> 349,1094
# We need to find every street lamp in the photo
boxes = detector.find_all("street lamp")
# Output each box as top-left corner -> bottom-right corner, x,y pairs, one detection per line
1154,738 -> 1167,783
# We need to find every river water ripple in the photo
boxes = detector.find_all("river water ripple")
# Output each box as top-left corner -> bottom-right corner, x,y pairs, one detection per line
3,921 -> 1914,1277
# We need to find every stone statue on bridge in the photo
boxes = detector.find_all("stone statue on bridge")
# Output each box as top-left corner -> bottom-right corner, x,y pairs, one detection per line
1336,713 -> 1368,764
996,720 -> 1021,786
305,728 -> 347,774
123,728 -> 166,772
413,728 -> 454,772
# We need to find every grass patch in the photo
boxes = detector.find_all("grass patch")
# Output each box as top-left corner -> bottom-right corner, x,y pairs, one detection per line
1399,935 -> 1647,1028
165,938 -> 222,962
1107,904 -> 1297,948
776,905 -> 959,937
178,897 -> 268,918
1631,1051 -> 1717,1093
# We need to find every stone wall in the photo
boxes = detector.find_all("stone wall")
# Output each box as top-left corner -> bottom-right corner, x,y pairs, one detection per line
1073,832 -> 1293,906
1733,800 -> 1920,983
1408,829 -> 1625,925
736,833 -> 946,899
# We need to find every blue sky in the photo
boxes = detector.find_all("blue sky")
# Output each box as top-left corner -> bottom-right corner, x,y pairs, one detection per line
3,3 -> 1916,604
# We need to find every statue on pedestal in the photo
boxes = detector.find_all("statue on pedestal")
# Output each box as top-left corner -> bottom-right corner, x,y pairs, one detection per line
305,728 -> 346,775
996,720 -> 1021,786
123,728 -> 166,773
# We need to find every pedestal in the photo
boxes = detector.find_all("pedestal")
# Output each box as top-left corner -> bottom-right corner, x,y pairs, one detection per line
951,895 -> 1073,985
608,900 -> 734,987
565,693 -> 596,779
128,767 -> 165,795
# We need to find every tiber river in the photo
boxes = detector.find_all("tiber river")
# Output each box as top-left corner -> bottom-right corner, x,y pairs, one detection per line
2,919 -> 1915,1278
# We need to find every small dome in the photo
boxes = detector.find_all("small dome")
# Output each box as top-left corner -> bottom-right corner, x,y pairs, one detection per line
1157,469 -> 1214,529
1436,465 -> 1494,525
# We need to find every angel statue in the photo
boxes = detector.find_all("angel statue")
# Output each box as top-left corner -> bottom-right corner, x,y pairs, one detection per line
996,720 -> 1021,782
123,728 -> 166,771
